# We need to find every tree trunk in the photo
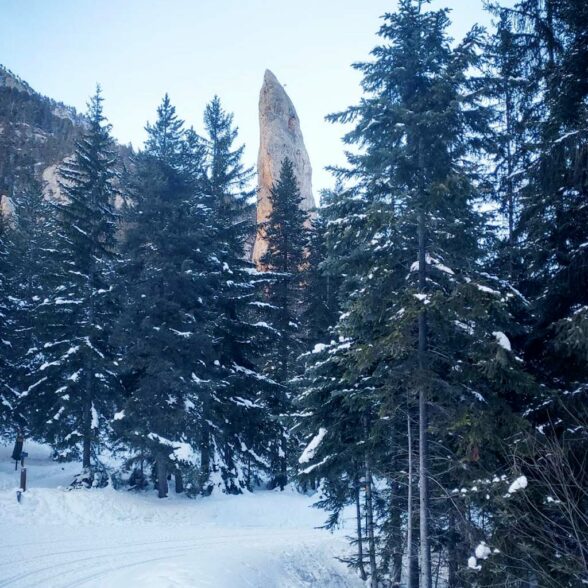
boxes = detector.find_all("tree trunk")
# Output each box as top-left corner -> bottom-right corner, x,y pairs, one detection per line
200,422 -> 211,493
355,478 -> 368,581
279,438 -> 287,491
417,210 -> 432,588
504,83 -> 516,282
365,454 -> 378,587
447,510 -> 459,588
83,257 -> 96,472
175,470 -> 184,493
82,398 -> 92,470
389,426 -> 403,587
407,410 -> 419,588
156,453 -> 168,498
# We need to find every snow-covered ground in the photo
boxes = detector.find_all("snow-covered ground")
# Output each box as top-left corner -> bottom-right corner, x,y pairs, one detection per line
0,441 -> 363,587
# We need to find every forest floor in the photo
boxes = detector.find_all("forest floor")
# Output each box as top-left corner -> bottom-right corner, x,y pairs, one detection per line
0,441 -> 363,587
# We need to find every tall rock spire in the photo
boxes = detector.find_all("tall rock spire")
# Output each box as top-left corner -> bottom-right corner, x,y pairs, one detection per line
252,70 -> 315,267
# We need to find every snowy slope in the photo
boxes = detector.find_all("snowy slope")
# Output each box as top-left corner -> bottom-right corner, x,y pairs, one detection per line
0,442 -> 363,588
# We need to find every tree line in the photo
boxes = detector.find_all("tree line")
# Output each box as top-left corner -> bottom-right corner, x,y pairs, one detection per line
0,90 -> 312,498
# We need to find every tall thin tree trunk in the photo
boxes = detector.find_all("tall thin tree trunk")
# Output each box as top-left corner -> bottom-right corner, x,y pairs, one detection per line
83,262 -> 96,472
447,510 -> 458,588
504,83 -> 515,282
200,421 -> 211,493
156,453 -> 168,498
365,454 -> 378,587
407,410 -> 419,588
175,470 -> 184,493
389,426 -> 403,587
417,210 -> 432,588
82,397 -> 92,470
355,477 -> 368,581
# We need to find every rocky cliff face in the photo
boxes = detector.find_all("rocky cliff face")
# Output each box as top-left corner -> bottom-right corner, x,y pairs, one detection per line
252,70 -> 315,267
0,65 -> 85,201
0,65 -> 134,216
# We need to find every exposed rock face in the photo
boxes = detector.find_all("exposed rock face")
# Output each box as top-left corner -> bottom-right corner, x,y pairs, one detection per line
0,65 -> 84,199
0,65 -> 131,207
0,194 -> 15,224
252,70 -> 315,267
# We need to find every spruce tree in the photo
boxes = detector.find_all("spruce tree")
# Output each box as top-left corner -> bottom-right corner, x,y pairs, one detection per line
481,1 -> 588,584
0,204 -> 17,436
114,95 -> 216,498
24,87 -> 120,484
300,2 -> 534,585
260,158 -> 308,383
300,194 -> 339,347
259,157 -> 308,488
7,178 -> 59,439
197,96 -> 280,493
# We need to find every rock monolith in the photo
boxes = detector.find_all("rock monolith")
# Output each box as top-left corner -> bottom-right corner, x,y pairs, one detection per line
252,70 -> 314,267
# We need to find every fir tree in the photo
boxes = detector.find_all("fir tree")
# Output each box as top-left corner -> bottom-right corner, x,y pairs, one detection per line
25,87 -> 120,484
261,158 -> 308,382
480,1 -> 588,584
196,96 -> 281,493
114,95 -> 217,498
144,93 -> 185,167
7,178 -> 59,439
300,193 -> 339,347
259,158 -> 308,488
0,203 -> 17,436
300,2 -> 534,585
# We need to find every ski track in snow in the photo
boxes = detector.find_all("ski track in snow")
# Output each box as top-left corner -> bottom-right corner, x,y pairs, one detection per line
0,442 -> 362,587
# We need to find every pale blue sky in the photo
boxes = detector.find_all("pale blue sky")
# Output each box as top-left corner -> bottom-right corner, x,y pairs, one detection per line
1,1 -> 498,192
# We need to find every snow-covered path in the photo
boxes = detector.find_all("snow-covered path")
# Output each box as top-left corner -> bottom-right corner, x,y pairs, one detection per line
0,443 -> 362,587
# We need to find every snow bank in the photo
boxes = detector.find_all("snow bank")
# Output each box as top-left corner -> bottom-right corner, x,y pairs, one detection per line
0,440 -> 362,587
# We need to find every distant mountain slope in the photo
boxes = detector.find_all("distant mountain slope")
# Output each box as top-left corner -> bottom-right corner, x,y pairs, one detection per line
0,64 -> 87,197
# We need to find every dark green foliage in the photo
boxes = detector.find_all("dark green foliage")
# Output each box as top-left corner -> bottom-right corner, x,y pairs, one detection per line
5,178 -> 58,437
22,88 -> 120,479
0,207 -> 16,435
299,199 -> 339,347
198,96 -> 282,494
300,1 -> 534,584
258,158 -> 310,489
261,158 -> 309,382
0,6 -> 585,582
114,96 -> 216,496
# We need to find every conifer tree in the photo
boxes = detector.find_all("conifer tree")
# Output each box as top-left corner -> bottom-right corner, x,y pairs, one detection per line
485,6 -> 538,282
24,87 -> 120,484
197,96 -> 281,493
480,1 -> 588,583
7,178 -> 59,439
259,158 -> 308,488
261,158 -> 308,382
300,2 -> 534,585
0,205 -> 16,435
300,192 -> 339,347
114,95 -> 216,498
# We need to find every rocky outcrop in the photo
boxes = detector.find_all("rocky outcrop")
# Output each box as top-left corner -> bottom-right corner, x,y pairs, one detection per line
0,65 -> 131,207
0,65 -> 84,198
252,70 -> 315,267
0,194 -> 15,224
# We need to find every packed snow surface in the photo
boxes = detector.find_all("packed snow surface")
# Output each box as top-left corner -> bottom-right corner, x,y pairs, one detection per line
0,441 -> 362,587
